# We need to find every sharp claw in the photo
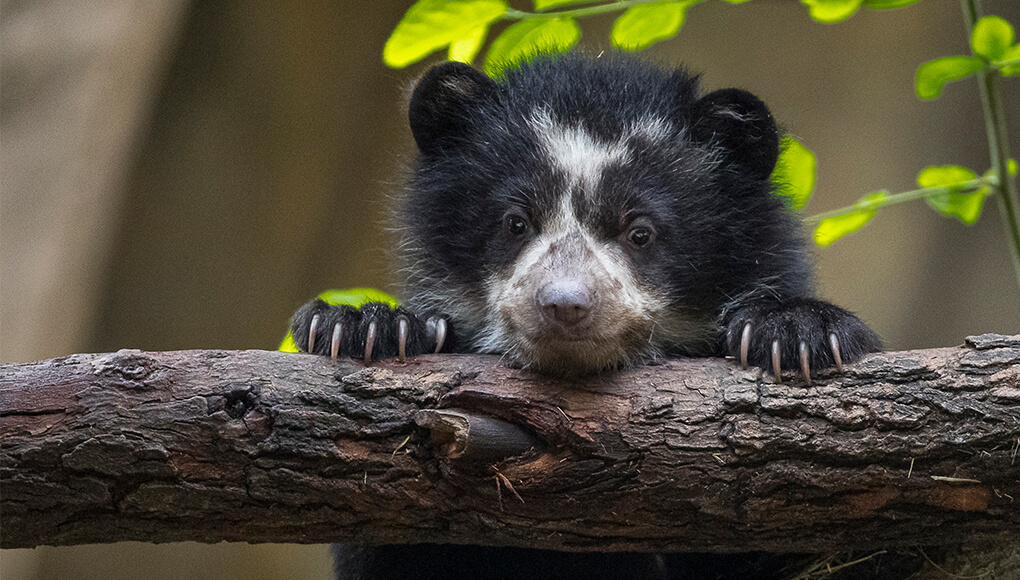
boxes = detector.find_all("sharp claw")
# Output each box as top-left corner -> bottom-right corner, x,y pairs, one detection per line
739,322 -> 751,370
434,318 -> 447,354
799,340 -> 811,386
829,333 -> 843,373
308,314 -> 320,354
330,323 -> 342,363
364,319 -> 377,362
397,316 -> 409,362
771,339 -> 782,384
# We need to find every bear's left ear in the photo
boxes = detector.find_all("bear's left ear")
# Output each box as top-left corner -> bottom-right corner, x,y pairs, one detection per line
409,62 -> 499,155
690,88 -> 779,181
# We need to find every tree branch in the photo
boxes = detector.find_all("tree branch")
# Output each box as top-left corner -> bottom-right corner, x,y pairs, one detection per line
2,335 -> 1018,551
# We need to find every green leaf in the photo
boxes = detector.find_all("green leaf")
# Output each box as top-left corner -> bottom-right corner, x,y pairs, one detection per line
995,44 -> 1020,65
995,44 -> 1020,75
971,15 -> 1015,61
718,0 -> 754,4
800,0 -> 864,23
771,136 -> 816,211
862,0 -> 922,8
813,191 -> 888,246
916,164 -> 978,188
611,2 -> 687,51
448,25 -> 489,63
484,17 -> 580,77
918,165 -> 987,225
384,0 -> 508,69
914,56 -> 983,100
925,188 -> 989,224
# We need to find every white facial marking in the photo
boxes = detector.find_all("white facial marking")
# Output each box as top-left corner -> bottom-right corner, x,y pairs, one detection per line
529,108 -> 630,191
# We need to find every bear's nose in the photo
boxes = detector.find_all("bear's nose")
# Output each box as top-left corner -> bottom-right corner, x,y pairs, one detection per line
537,281 -> 592,326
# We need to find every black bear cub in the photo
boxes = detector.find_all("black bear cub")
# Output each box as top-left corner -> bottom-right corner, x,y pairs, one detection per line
291,53 -> 879,381
290,53 -> 881,579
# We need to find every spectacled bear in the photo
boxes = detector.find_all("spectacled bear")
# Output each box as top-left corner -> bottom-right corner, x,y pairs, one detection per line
289,53 -> 883,580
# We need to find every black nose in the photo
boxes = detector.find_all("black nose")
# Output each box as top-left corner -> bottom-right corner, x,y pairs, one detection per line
537,281 -> 592,326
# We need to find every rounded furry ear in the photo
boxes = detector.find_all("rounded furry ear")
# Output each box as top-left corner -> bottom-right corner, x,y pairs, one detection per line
409,62 -> 498,154
690,89 -> 779,181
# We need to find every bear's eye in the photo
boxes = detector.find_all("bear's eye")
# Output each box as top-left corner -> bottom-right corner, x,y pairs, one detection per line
627,226 -> 653,248
505,214 -> 529,237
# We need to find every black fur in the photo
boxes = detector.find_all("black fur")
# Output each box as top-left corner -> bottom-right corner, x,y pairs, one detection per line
289,53 -> 884,579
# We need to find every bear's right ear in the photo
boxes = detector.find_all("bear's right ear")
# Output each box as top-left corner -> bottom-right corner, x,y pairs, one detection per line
409,62 -> 498,155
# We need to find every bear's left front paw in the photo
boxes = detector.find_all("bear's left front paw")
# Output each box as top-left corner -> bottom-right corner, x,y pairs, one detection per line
725,298 -> 880,384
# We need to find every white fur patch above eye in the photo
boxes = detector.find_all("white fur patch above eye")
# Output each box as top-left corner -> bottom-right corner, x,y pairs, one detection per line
529,108 -> 630,189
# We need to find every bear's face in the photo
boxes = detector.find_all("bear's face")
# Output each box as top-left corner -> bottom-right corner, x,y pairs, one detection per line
401,56 -> 781,374
469,108 -> 727,373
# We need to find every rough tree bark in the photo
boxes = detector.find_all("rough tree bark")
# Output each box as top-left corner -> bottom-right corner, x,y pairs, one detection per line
2,335 -> 1018,551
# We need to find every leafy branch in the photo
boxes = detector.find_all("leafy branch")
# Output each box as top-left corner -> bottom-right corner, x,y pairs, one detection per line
383,0 -> 924,75
813,9 -> 1020,289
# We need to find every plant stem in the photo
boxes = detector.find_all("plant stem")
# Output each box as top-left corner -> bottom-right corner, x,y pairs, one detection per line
803,180 -> 990,224
962,0 -> 1020,289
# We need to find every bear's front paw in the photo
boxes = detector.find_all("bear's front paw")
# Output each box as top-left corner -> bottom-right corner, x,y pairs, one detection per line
290,299 -> 448,362
725,298 -> 880,384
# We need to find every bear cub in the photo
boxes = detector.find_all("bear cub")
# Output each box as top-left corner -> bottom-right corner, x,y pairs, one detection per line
289,53 -> 885,579
290,53 -> 880,383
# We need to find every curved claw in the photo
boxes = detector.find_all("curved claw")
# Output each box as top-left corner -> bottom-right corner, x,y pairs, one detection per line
771,339 -> 782,384
308,314 -> 320,354
739,322 -> 751,370
434,317 -> 447,354
799,340 -> 812,386
397,315 -> 409,362
829,333 -> 843,373
364,318 -> 377,362
330,323 -> 342,363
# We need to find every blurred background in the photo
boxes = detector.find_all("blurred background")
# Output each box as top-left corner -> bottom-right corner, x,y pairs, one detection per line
3,0 -> 1019,578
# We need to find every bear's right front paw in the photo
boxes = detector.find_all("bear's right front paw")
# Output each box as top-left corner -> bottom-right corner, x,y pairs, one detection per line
290,299 -> 447,362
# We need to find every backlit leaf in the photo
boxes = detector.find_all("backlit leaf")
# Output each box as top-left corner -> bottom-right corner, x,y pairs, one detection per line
916,165 -> 978,188
484,17 -> 580,77
971,15 -> 1015,61
384,0 -> 508,69
771,136 -> 816,211
925,188 -> 988,224
800,0 -> 864,23
611,2 -> 687,51
915,56 -> 983,100
918,165 -> 986,225
448,25 -> 489,63
994,44 -> 1020,65
995,44 -> 1020,75
814,191 -> 887,246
